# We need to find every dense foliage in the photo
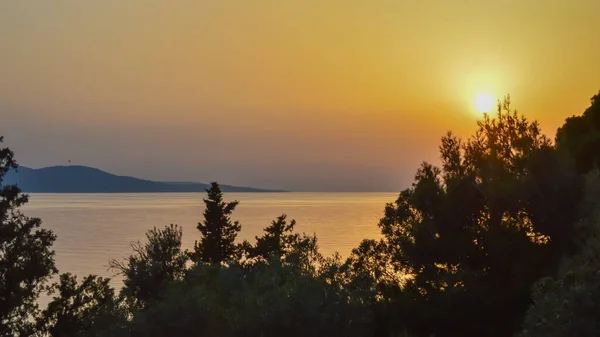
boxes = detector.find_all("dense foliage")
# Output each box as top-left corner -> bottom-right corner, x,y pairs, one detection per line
0,137 -> 57,336
109,224 -> 188,310
518,173 -> 600,337
350,97 -> 583,337
556,91 -> 600,174
2,92 -> 600,336
38,273 -> 127,337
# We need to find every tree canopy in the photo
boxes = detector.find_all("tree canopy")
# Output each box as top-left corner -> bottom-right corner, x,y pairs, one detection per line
2,90 -> 600,337
349,97 -> 583,336
556,91 -> 600,174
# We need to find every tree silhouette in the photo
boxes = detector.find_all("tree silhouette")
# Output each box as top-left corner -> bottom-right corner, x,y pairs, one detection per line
556,91 -> 600,174
244,214 -> 322,276
39,273 -> 126,337
249,214 -> 297,261
519,174 -> 600,337
353,97 -> 583,337
193,182 -> 242,265
110,224 -> 188,310
0,136 -> 57,335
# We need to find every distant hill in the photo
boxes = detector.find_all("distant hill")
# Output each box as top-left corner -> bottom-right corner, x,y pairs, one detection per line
3,166 -> 284,193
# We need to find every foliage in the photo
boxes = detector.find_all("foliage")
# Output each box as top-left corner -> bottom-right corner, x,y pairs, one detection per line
102,212 -> 374,336
0,136 -> 57,336
126,256 -> 372,337
109,224 -> 188,310
518,173 -> 600,337
518,216 -> 600,337
193,182 -> 242,265
556,91 -> 600,174
350,97 -> 583,337
5,91 -> 600,337
39,273 -> 127,337
245,214 -> 322,275
246,214 -> 300,262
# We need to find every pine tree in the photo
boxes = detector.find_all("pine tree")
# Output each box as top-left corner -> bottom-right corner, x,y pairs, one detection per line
193,182 -> 241,265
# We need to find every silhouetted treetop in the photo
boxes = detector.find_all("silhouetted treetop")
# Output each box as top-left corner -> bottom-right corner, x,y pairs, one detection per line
557,91 -> 600,173
352,96 -> 583,337
193,182 -> 242,265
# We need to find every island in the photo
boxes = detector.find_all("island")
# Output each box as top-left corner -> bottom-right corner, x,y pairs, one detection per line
3,165 -> 284,193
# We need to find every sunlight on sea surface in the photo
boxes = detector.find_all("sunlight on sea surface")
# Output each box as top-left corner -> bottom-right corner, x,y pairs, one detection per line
23,192 -> 396,293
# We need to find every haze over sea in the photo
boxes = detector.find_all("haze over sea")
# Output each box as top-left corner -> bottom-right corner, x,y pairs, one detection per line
23,192 -> 395,289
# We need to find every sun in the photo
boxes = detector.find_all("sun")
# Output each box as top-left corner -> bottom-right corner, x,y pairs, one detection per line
474,93 -> 496,114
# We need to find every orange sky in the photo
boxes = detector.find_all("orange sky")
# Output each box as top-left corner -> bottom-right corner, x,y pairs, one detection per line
1,1 -> 599,191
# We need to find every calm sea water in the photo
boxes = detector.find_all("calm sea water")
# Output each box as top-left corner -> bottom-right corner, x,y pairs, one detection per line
23,192 -> 396,290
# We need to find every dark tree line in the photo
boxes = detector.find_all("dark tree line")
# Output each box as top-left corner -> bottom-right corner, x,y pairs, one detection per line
1,91 -> 600,336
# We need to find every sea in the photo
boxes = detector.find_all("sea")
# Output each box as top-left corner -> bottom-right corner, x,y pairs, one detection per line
23,192 -> 397,292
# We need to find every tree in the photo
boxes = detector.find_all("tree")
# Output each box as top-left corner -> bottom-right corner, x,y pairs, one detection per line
518,212 -> 600,337
519,173 -> 600,337
556,90 -> 600,174
0,136 -> 57,336
248,214 -> 298,262
246,214 -> 322,274
353,97 -> 583,337
40,273 -> 126,337
128,258 -> 371,337
109,224 -> 188,309
193,182 -> 242,265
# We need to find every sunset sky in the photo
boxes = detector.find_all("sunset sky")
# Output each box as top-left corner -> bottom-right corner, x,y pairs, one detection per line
2,1 -> 599,191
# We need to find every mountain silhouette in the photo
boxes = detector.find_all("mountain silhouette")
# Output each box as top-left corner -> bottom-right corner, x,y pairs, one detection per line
3,166 -> 283,193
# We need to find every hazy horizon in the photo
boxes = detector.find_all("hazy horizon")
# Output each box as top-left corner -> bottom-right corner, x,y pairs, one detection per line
2,1 -> 599,191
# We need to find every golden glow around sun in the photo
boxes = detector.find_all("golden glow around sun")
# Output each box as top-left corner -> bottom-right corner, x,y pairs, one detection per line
474,93 -> 496,113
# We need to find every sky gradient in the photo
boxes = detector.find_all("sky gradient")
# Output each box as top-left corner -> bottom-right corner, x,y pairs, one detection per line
2,1 -> 599,191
